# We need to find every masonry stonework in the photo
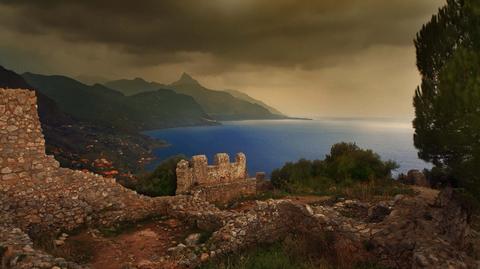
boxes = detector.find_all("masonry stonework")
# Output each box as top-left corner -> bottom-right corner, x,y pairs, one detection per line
0,89 -> 170,233
175,152 -> 257,204
176,153 -> 247,192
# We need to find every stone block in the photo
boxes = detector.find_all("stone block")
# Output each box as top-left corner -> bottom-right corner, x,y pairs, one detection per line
214,153 -> 230,166
1,167 -> 12,174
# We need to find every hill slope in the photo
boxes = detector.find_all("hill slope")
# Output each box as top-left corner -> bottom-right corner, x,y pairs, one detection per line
168,73 -> 285,120
0,66 -> 72,127
23,73 -> 214,130
0,66 -> 162,178
127,90 -> 214,129
225,89 -> 284,116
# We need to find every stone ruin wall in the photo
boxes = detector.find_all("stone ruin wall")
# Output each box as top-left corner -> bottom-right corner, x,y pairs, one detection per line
176,153 -> 247,191
0,89 -> 171,234
176,153 -> 257,203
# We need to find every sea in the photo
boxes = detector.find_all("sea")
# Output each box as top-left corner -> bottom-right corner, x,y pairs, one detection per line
144,119 -> 432,177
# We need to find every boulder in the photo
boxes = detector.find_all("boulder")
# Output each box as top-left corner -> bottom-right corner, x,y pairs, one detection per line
368,202 -> 391,223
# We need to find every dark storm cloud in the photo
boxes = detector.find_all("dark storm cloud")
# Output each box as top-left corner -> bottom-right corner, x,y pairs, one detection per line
0,0 -> 440,68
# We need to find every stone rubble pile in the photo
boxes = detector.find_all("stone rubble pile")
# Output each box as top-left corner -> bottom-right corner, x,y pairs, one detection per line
170,190 -> 479,269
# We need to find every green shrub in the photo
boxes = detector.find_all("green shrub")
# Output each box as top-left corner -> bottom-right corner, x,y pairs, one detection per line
272,143 -> 398,192
325,143 -> 399,182
135,155 -> 186,196
271,142 -> 400,198
200,238 -> 317,269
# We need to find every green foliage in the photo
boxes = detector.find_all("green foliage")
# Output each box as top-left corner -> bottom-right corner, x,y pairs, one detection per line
201,243 -> 315,269
199,234 -> 322,269
271,143 -> 400,199
325,143 -> 399,182
413,0 -> 480,201
135,155 -> 185,197
422,166 -> 456,188
200,234 -> 388,269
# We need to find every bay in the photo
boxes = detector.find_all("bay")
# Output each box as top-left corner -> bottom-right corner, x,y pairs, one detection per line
144,119 -> 432,177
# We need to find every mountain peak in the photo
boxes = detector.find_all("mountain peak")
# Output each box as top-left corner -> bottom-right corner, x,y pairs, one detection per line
173,72 -> 200,86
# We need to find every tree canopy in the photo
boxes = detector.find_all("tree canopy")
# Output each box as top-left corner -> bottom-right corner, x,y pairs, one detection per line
413,0 -> 480,197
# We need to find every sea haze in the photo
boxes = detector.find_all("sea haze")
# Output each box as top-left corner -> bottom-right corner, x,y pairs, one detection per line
144,119 -> 432,176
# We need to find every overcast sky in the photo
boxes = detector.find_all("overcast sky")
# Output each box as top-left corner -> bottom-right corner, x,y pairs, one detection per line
0,0 -> 444,118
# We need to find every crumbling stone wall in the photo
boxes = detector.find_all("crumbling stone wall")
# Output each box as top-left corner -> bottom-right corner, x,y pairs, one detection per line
0,89 -> 170,234
176,153 -> 256,203
176,153 -> 247,193
171,190 -> 479,269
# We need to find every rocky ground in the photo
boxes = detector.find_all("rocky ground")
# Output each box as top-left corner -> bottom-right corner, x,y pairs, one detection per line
50,218 -> 191,269
28,187 -> 479,269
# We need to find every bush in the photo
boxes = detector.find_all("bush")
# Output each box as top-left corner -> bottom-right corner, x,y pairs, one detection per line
135,155 -> 185,196
272,143 -> 398,188
271,143 -> 399,196
325,143 -> 398,182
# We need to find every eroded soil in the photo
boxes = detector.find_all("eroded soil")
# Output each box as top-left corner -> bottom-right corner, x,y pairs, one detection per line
55,218 -> 191,269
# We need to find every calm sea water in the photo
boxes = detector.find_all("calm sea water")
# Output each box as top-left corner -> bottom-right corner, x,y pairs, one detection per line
144,119 -> 432,176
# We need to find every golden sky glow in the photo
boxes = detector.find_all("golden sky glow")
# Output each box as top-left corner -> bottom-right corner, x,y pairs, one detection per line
0,0 -> 444,118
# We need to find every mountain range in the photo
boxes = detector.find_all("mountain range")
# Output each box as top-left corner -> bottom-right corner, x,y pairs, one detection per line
105,73 -> 285,121
23,73 -> 213,130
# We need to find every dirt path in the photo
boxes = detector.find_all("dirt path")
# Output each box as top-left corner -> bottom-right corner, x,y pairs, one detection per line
57,218 -> 189,269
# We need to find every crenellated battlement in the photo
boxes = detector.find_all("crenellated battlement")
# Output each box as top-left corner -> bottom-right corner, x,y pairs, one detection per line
176,152 -> 248,194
